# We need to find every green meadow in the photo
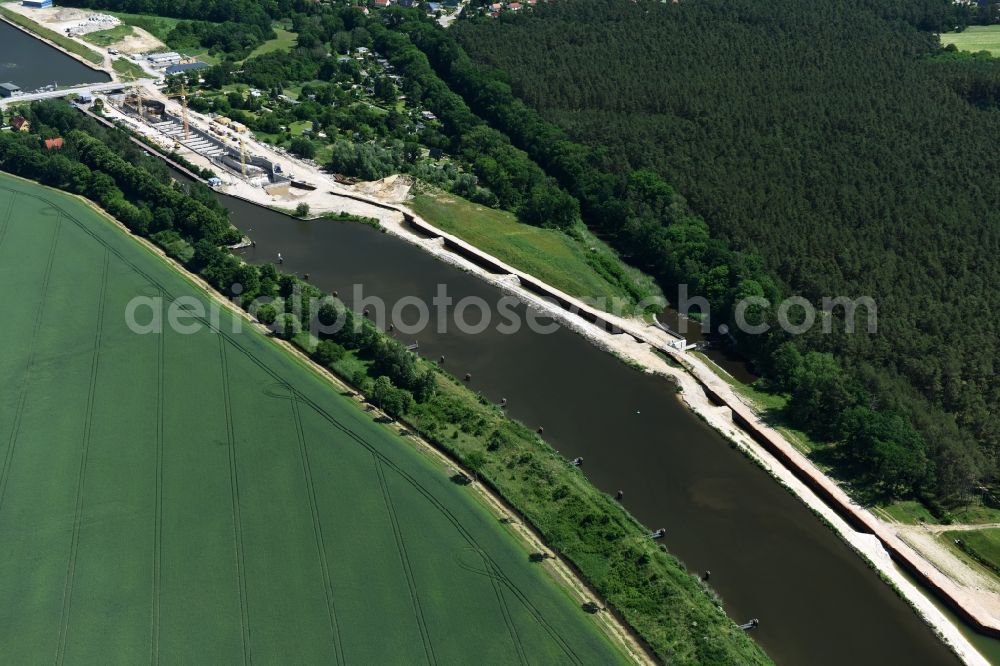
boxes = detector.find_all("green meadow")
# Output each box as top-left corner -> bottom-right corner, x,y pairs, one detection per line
408,191 -> 660,314
940,25 -> 1000,56
0,174 -> 622,663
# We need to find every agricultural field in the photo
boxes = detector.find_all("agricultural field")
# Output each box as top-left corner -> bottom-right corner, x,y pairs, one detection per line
940,25 -> 1000,56
0,174 -> 623,663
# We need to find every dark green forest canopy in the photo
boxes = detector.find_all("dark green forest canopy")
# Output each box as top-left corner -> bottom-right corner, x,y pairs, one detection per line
453,0 -> 1000,498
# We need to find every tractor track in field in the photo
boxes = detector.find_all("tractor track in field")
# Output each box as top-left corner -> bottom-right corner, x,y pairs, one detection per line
0,191 -> 17,252
454,546 -> 580,663
17,188 -> 593,665
150,303 -> 165,666
470,548 -> 529,666
486,556 -> 582,663
0,212 -> 61,518
55,248 -> 109,666
289,389 -> 346,665
218,339 -> 252,666
375,457 -> 438,666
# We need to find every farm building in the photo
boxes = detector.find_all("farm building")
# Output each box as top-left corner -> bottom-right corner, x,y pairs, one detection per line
22,0 -> 53,8
0,82 -> 21,98
165,61 -> 209,76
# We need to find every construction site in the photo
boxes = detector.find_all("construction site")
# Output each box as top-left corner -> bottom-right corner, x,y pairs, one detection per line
106,82 -> 293,194
92,79 -> 411,218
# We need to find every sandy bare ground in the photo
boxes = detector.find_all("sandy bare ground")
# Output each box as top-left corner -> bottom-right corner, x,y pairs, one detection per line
106,26 -> 163,54
922,523 -> 1000,534
354,174 -> 412,203
895,526 -> 1000,595
115,84 -> 997,664
5,3 -> 93,30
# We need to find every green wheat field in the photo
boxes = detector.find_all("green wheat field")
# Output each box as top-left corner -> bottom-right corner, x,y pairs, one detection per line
0,174 -> 621,664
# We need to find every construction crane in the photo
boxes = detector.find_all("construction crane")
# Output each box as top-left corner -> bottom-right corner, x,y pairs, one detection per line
163,82 -> 190,141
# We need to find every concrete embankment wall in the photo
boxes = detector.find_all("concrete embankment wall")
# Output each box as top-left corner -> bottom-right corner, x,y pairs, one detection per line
404,214 -> 634,337
691,368 -> 1000,638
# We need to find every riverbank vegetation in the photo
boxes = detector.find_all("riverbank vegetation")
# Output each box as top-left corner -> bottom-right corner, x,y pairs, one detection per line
0,7 -> 103,64
0,99 -> 770,665
443,0 -> 1000,513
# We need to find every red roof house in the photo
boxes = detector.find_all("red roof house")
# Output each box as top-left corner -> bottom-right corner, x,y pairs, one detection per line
44,137 -> 64,150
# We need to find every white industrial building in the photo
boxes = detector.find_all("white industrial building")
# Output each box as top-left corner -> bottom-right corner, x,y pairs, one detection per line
147,52 -> 182,68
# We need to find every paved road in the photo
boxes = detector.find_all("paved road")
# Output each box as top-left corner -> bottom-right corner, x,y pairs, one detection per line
0,80 -> 151,107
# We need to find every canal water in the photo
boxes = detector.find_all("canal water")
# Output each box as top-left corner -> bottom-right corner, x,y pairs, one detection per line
222,196 -> 970,665
0,21 -> 109,91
